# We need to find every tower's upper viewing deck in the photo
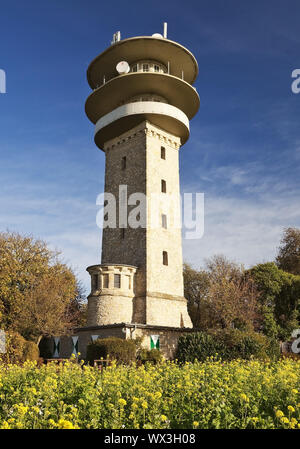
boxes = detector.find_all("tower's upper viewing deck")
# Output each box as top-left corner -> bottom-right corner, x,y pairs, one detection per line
87,36 -> 198,89
85,29 -> 199,149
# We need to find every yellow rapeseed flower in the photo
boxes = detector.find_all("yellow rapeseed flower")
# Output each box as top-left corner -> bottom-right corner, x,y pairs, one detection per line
276,410 -> 284,418
57,418 -> 76,429
15,404 -> 28,416
281,417 -> 289,424
240,393 -> 249,403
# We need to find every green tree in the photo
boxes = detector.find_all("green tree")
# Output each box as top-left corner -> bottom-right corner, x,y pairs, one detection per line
248,262 -> 300,340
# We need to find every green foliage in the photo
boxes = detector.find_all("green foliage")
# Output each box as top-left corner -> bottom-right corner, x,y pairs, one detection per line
247,262 -> 284,305
266,337 -> 282,361
261,305 -> 280,338
86,337 -> 136,365
139,349 -> 163,364
212,329 -> 280,361
248,262 -> 300,340
176,331 -> 222,363
176,329 -> 280,363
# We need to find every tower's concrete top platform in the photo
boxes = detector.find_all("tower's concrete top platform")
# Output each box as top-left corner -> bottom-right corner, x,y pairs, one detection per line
93,102 -> 190,149
87,36 -> 199,89
85,72 -> 200,124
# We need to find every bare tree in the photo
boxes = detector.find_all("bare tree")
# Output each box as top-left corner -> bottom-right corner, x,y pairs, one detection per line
183,263 -> 209,328
184,255 -> 259,330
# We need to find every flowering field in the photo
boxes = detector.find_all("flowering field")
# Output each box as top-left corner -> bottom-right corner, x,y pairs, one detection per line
0,358 -> 300,429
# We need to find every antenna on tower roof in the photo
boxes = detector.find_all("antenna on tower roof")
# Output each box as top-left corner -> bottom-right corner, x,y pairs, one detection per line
163,22 -> 167,38
111,31 -> 121,45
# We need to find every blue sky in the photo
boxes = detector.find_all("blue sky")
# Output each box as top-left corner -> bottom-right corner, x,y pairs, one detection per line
0,0 -> 300,294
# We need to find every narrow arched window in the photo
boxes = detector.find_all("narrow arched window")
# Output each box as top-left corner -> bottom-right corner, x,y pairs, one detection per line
114,274 -> 121,288
92,274 -> 99,291
162,214 -> 167,229
163,251 -> 168,266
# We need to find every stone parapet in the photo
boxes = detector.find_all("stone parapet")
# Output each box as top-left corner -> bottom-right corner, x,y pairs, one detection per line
86,264 -> 137,326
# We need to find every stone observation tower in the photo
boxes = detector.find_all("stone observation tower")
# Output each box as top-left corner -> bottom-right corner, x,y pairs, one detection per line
54,25 -> 200,358
85,24 -> 199,331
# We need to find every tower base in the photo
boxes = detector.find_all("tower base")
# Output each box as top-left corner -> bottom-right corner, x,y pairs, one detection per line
45,323 -> 195,360
86,264 -> 193,328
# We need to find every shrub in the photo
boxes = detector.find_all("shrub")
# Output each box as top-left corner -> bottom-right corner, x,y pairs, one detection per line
139,349 -> 163,364
86,337 -> 136,365
176,329 -> 280,363
22,340 -> 40,363
0,332 -> 25,364
176,331 -> 222,363
211,328 -> 279,361
0,331 -> 40,364
266,337 -> 281,361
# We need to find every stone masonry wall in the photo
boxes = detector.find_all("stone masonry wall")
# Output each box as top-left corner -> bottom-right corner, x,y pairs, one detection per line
98,121 -> 191,328
47,325 -> 194,360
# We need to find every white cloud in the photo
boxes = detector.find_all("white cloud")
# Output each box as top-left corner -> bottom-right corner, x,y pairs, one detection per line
0,187 -> 102,295
184,196 -> 283,269
182,179 -> 300,270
